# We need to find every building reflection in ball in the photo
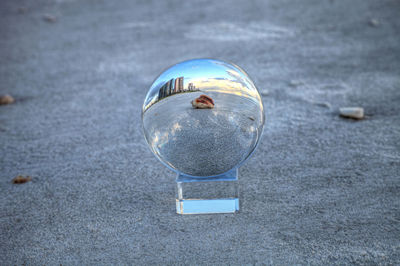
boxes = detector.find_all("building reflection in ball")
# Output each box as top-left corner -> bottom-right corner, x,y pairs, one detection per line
142,59 -> 265,178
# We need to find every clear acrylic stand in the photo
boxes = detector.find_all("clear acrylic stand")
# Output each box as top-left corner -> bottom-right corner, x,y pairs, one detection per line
176,168 -> 239,214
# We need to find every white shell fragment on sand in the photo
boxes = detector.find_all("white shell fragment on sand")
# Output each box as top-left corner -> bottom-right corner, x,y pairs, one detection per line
288,80 -> 304,87
369,19 -> 380,27
339,107 -> 364,120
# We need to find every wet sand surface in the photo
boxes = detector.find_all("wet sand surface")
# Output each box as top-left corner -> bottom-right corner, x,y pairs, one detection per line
1,0 -> 399,264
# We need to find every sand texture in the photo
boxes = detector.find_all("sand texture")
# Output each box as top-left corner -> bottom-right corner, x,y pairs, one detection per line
0,0 -> 399,264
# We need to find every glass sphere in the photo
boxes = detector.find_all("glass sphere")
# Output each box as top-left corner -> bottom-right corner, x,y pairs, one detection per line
142,59 -> 265,177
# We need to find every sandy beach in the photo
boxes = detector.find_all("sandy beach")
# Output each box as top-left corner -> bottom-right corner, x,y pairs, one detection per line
1,0 -> 399,264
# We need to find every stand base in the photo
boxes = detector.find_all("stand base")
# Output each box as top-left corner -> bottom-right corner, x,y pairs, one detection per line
176,169 -> 239,215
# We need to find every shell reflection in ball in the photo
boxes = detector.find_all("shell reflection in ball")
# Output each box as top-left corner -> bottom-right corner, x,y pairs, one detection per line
142,59 -> 265,177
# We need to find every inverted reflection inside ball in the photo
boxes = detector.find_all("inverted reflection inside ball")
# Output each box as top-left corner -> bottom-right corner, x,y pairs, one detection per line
142,59 -> 264,177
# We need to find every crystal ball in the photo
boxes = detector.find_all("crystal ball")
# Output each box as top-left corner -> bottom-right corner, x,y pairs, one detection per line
142,59 -> 265,177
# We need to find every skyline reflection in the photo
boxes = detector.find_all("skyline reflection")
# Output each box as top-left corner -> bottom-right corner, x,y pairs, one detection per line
142,59 -> 262,112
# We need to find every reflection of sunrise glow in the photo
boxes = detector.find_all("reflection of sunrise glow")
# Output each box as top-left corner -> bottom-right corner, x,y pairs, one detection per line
187,78 -> 261,103
152,134 -> 159,146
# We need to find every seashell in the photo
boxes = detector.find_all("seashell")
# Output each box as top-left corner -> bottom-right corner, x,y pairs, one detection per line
191,94 -> 214,109
339,107 -> 364,120
12,175 -> 32,184
0,95 -> 15,105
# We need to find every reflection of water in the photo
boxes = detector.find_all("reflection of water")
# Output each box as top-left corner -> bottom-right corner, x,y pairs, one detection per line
143,92 -> 263,177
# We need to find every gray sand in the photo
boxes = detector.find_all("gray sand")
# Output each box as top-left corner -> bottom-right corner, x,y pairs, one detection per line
1,0 -> 400,264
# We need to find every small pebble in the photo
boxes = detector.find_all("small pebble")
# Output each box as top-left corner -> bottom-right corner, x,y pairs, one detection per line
313,101 -> 331,109
369,19 -> 380,27
0,95 -> 15,105
43,14 -> 57,23
339,107 -> 364,120
288,80 -> 304,87
12,175 -> 32,184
